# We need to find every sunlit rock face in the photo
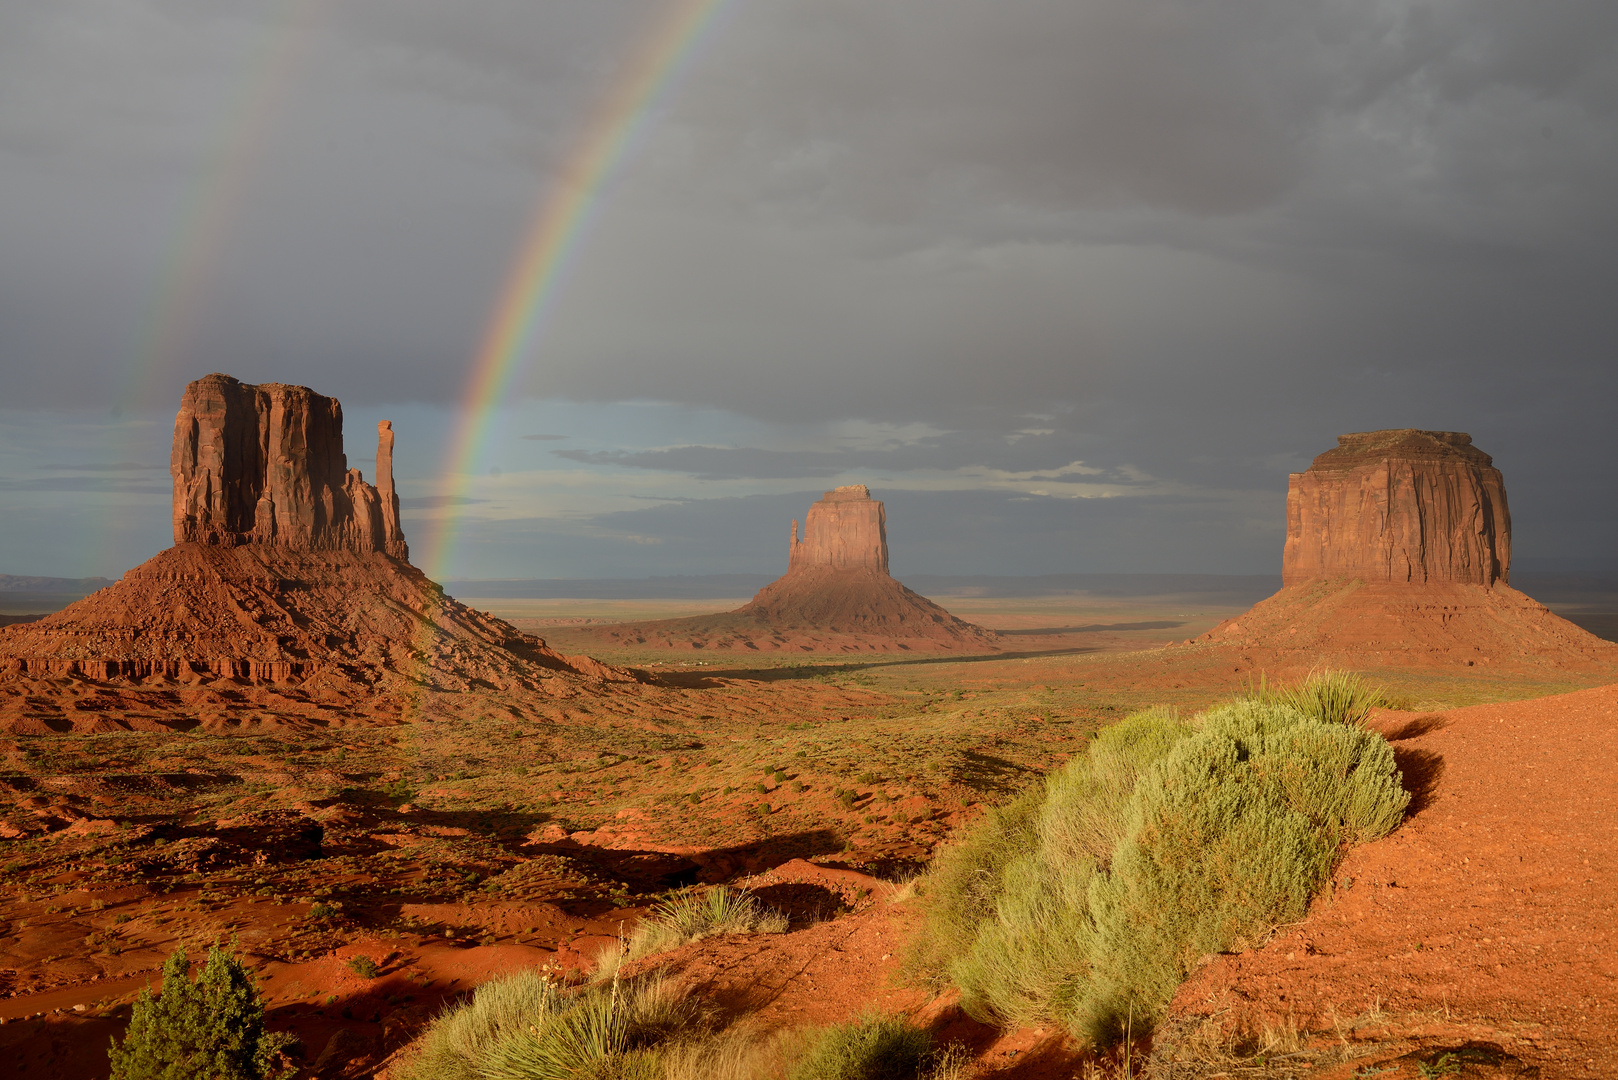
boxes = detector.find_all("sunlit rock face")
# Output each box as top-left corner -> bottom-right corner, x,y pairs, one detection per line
170,373 -> 408,560
787,485 -> 889,575
1282,429 -> 1511,587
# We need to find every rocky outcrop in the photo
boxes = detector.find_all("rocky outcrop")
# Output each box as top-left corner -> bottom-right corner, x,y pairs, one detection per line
1282,430 -> 1510,587
171,373 -> 408,560
789,486 -> 888,574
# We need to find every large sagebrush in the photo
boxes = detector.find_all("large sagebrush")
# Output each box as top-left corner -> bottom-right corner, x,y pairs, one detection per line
914,699 -> 1409,1044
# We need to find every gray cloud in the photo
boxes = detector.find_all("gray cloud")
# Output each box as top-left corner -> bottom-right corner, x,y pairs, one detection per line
0,477 -> 170,494
398,495 -> 488,510
2,2 -> 1616,573
552,433 -> 1150,487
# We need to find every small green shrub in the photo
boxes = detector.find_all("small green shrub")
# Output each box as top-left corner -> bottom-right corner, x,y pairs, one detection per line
915,701 -> 1409,1045
347,955 -> 379,979
788,1014 -> 933,1080
108,945 -> 288,1080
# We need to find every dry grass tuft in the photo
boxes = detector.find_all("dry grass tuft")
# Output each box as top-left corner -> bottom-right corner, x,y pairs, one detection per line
595,887 -> 788,981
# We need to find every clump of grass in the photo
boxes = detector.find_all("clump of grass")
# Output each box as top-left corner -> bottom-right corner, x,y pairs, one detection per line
787,1014 -> 934,1080
596,888 -> 787,980
913,700 -> 1409,1045
1244,670 -> 1383,727
346,955 -> 379,979
396,972 -> 701,1080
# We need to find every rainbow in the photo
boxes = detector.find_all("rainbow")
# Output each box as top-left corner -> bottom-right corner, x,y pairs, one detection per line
422,0 -> 733,580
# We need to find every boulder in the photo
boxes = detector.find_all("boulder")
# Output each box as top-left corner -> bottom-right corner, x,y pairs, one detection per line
1282,430 -> 1510,587
170,373 -> 408,559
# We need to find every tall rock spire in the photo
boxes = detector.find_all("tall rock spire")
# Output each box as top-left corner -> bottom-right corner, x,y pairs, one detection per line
376,420 -> 408,560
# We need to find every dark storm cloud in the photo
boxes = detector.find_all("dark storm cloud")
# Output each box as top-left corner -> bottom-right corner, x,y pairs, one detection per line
2,2 -> 1616,571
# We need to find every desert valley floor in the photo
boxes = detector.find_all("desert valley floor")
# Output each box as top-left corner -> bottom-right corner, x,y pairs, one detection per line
1,583 -> 1616,1078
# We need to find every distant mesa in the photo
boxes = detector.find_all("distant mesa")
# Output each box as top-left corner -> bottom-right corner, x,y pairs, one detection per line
592,485 -> 999,653
0,373 -> 632,733
1193,429 -> 1617,671
1283,429 -> 1510,587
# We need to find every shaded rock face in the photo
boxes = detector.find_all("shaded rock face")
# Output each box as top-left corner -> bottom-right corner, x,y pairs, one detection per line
1283,430 -> 1511,587
788,485 -> 888,575
171,373 -> 408,560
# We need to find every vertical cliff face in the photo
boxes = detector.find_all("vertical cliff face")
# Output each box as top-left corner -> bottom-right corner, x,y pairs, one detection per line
1282,429 -> 1510,587
170,373 -> 408,559
788,485 -> 889,575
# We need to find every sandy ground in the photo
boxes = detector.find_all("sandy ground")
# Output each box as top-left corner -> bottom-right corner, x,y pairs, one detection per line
3,588 -> 1618,1078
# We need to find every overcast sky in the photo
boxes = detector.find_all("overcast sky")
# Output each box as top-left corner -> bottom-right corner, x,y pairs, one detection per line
2,1 -> 1615,581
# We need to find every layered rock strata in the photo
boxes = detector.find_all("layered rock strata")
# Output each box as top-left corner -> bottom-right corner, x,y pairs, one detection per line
1283,430 -> 1509,587
172,373 -> 408,559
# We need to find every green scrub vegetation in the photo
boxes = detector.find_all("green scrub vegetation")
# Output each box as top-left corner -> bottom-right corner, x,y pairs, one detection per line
912,687 -> 1408,1044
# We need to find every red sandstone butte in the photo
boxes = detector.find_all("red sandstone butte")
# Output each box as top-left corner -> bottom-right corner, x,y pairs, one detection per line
1191,429 -> 1617,671
1282,429 -> 1510,587
0,375 -> 633,720
172,373 -> 408,560
589,486 -> 998,653
789,485 -> 889,574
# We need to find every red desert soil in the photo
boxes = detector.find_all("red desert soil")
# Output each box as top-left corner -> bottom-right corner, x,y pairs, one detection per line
1164,682 -> 1618,1078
